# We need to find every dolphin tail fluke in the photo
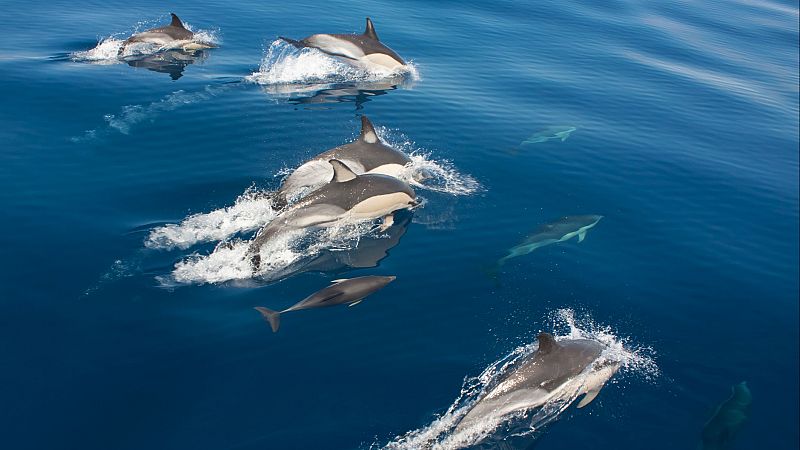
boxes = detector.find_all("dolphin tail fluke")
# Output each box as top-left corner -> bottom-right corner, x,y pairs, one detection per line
254,307 -> 281,332
279,36 -> 305,48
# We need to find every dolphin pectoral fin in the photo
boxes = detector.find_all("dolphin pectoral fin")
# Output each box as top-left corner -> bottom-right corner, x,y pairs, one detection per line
378,213 -> 394,232
577,230 -> 587,243
348,299 -> 363,307
576,388 -> 601,408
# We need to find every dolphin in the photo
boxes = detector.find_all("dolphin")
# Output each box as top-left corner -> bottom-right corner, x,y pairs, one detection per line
248,160 -> 417,270
455,332 -> 619,433
254,275 -> 396,332
119,13 -> 214,55
274,115 -> 412,207
498,215 -> 602,266
700,382 -> 751,450
280,17 -> 407,71
521,126 -> 577,145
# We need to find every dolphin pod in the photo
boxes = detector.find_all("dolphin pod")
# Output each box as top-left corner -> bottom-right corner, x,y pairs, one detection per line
274,115 -> 412,208
247,159 -> 417,270
254,276 -> 396,332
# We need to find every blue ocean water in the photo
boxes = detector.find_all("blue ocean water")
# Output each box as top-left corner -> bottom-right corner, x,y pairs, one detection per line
0,0 -> 798,449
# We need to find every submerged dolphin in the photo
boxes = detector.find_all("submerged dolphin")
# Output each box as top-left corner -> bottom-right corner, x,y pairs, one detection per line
248,160 -> 417,270
455,332 -> 619,433
700,382 -> 751,450
280,18 -> 407,71
521,126 -> 577,145
498,215 -> 602,266
119,13 -> 214,55
254,275 -> 396,332
274,115 -> 412,207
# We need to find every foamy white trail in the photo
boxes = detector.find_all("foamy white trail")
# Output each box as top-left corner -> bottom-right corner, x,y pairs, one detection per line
70,20 -> 219,63
380,309 -> 659,450
169,220 -> 377,285
146,187 -> 276,250
245,40 -> 419,86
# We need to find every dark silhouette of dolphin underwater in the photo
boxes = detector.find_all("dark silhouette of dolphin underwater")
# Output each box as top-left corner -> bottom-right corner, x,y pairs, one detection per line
254,275 -> 396,332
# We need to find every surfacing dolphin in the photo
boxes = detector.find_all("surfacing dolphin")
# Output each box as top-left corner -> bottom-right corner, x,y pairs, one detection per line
700,382 -> 751,450
455,332 -> 619,433
280,17 -> 407,72
498,215 -> 602,266
247,160 -> 417,270
118,13 -> 214,55
254,275 -> 396,332
274,115 -> 412,207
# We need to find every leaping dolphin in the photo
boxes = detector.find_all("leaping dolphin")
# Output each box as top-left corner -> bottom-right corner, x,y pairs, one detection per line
280,18 -> 407,71
119,13 -> 214,55
248,160 -> 417,270
254,275 -> 396,332
455,332 -> 619,433
274,115 -> 412,207
498,215 -> 603,266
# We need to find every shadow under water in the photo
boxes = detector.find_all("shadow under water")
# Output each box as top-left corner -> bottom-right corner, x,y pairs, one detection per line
122,49 -> 209,80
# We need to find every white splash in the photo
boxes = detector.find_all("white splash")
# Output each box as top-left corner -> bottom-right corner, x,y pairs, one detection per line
71,37 -> 125,63
380,309 -> 658,450
245,39 -> 419,85
146,187 -> 277,250
376,127 -> 481,196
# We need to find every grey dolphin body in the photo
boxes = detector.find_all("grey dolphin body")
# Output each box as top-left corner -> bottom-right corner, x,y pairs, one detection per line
521,126 -> 577,145
248,160 -> 417,270
455,332 -> 618,433
119,13 -> 213,55
254,275 -> 396,332
280,18 -> 406,71
274,115 -> 412,207
700,382 -> 751,450
498,215 -> 603,266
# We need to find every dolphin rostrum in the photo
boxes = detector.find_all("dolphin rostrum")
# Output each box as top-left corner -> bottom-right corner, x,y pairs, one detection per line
700,382 -> 751,450
280,18 -> 407,71
248,160 -> 417,270
254,275 -> 396,332
498,215 -> 603,266
274,115 -> 412,207
119,13 -> 214,55
455,332 -> 619,433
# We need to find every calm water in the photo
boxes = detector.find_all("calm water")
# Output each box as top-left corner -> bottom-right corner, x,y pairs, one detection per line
1,0 -> 798,449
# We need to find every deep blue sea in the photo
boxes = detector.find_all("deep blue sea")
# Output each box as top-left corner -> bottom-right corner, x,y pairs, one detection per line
1,1 -> 798,449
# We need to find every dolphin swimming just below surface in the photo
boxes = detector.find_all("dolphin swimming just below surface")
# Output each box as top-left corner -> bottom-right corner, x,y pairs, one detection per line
700,382 -> 752,450
247,159 -> 417,270
254,275 -> 396,332
280,18 -> 407,71
119,13 -> 214,55
455,332 -> 619,433
498,215 -> 603,266
274,115 -> 412,208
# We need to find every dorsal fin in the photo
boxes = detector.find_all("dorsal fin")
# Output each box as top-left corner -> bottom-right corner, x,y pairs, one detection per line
537,332 -> 559,354
359,115 -> 379,144
329,160 -> 358,182
170,13 -> 186,29
364,17 -> 379,41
